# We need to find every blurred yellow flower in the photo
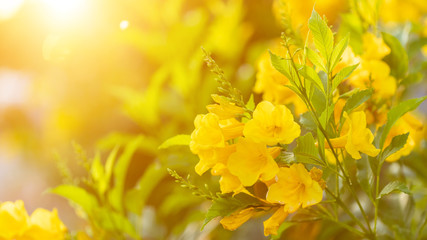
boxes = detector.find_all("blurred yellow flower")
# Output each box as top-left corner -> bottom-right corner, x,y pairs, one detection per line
361,33 -> 391,60
254,50 -> 307,115
23,209 -> 67,240
190,113 -> 226,152
244,101 -> 300,145
380,0 -> 427,23
384,113 -> 424,162
329,111 -> 380,159
263,206 -> 288,236
0,200 -> 29,239
266,164 -> 323,213
227,137 -> 280,186
206,94 -> 245,120
220,207 -> 257,231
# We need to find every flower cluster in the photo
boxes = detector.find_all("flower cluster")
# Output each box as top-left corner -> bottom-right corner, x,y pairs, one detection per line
0,200 -> 67,240
190,97 -> 325,235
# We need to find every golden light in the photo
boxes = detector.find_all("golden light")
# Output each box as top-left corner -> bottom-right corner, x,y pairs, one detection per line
120,20 -> 129,30
40,0 -> 88,27
0,0 -> 24,20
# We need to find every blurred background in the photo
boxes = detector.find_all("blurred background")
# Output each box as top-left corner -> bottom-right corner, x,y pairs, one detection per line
0,0 -> 426,239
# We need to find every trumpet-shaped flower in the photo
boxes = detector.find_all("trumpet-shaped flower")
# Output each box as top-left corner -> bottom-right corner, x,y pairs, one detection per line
227,137 -> 280,186
266,164 -> 324,213
190,113 -> 244,175
361,33 -> 391,60
384,113 -> 424,162
329,111 -> 380,159
0,200 -> 29,239
244,101 -> 300,145
206,94 -> 245,120
220,208 -> 257,231
23,208 -> 67,240
263,206 -> 288,236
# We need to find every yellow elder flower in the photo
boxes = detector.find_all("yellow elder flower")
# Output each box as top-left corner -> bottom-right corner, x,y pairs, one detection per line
361,33 -> 391,60
0,200 -> 29,239
244,101 -> 300,146
220,207 -> 257,231
206,94 -> 245,120
254,49 -> 307,115
227,137 -> 280,186
263,206 -> 288,236
380,0 -> 427,23
266,164 -> 323,213
384,113 -> 424,162
190,113 -> 244,175
22,208 -> 67,240
329,111 -> 380,159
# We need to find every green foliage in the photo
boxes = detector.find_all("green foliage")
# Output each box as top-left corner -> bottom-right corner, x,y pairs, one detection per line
332,64 -> 359,90
378,181 -> 411,199
202,193 -> 264,229
308,9 -> 334,66
109,136 -> 144,212
299,65 -> 325,93
342,88 -> 373,114
379,96 -> 427,148
306,47 -> 327,73
382,32 -> 408,80
330,35 -> 349,72
50,185 -> 99,214
294,133 -> 324,166
381,133 -> 409,162
158,135 -> 191,149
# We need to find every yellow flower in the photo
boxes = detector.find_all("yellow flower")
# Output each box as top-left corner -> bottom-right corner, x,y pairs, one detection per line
329,111 -> 380,159
380,0 -> 427,23
244,101 -> 300,145
384,113 -> 424,162
190,113 -> 244,175
227,137 -> 280,186
0,200 -> 29,239
362,33 -> 391,60
263,206 -> 288,236
22,208 -> 67,240
206,94 -> 245,120
254,48 -> 307,115
190,113 -> 226,152
266,164 -> 323,213
220,208 -> 257,231
349,60 -> 397,99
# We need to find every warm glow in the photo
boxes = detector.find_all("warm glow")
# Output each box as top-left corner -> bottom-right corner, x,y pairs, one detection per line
0,0 -> 24,20
120,20 -> 129,30
41,0 -> 88,26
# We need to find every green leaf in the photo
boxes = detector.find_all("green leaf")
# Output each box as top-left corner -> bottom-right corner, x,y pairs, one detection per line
158,134 -> 191,149
382,32 -> 408,79
342,88 -> 373,114
109,136 -> 143,212
125,163 -> 167,214
378,181 -> 411,199
380,96 -> 427,147
330,35 -> 349,72
202,193 -> 262,229
299,65 -> 325,93
306,47 -> 327,72
381,133 -> 409,162
95,208 -> 139,238
299,112 -> 317,131
245,94 -> 255,111
401,72 -> 422,86
332,64 -> 359,90
294,133 -> 324,166
269,51 -> 292,80
50,185 -> 99,213
308,9 -> 334,64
